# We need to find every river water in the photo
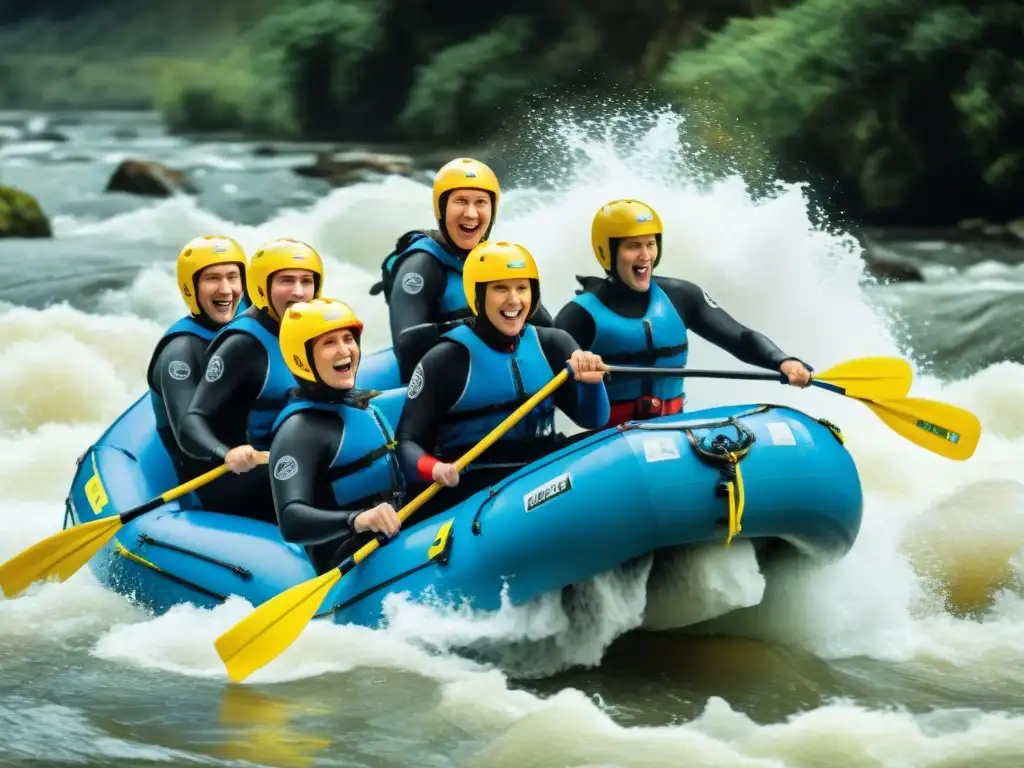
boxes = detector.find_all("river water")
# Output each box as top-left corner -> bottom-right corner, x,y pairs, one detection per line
1,108 -> 1023,768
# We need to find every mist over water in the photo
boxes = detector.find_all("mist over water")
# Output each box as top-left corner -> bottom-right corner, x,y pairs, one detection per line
2,107 -> 1024,766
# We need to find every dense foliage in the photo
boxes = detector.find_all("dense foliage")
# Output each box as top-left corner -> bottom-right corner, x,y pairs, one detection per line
661,0 -> 1024,223
1,0 -> 1020,224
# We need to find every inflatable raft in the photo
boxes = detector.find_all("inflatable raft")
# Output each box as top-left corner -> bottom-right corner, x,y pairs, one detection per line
357,345 -> 406,391
64,383 -> 863,629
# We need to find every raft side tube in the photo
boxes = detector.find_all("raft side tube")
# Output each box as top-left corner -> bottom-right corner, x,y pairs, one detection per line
321,403 -> 862,625
67,393 -> 193,529
358,346 -> 403,391
619,404 -> 863,558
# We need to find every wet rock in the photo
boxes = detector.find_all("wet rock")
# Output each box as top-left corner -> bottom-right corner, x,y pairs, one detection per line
0,125 -> 70,143
293,150 -> 415,186
0,185 -> 53,238
958,216 -> 1024,242
104,159 -> 199,198
863,255 -> 924,283
25,129 -> 70,143
958,217 -> 987,232
252,144 -> 279,157
851,228 -> 924,283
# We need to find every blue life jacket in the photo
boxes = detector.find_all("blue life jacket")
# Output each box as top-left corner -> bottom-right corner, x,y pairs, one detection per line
571,281 -> 689,411
208,307 -> 296,451
147,315 -> 216,449
435,323 -> 556,469
272,398 -> 403,510
370,231 -> 469,322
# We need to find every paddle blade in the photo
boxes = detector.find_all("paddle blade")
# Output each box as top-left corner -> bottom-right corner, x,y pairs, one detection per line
215,568 -> 342,683
0,516 -> 123,599
816,356 -> 913,401
863,397 -> 981,461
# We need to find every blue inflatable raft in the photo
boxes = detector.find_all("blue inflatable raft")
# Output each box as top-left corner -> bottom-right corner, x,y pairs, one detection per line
63,380 -> 863,630
357,345 -> 405,391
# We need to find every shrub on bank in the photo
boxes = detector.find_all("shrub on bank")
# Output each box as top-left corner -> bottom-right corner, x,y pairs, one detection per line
660,0 -> 1024,223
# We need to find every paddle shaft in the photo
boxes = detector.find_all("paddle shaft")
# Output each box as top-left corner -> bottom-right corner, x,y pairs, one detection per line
120,463 -> 231,525
334,368 -> 572,578
602,365 -> 844,394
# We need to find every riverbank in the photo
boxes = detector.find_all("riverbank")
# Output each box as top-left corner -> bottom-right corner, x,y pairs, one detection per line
2,1 -> 1022,227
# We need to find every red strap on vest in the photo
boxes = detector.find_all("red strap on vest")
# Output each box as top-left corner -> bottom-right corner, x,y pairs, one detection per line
606,395 -> 684,428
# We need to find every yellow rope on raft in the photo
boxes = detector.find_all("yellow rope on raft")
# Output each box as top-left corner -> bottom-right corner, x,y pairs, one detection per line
724,452 -> 745,546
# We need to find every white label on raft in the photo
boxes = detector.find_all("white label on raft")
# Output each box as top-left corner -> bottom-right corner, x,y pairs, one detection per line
524,471 -> 573,513
643,437 -> 680,463
765,421 -> 797,446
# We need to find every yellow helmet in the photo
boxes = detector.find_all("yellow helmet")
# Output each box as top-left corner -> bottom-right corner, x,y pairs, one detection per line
462,241 -> 541,319
247,238 -> 325,318
432,157 -> 501,221
591,199 -> 663,272
175,235 -> 248,316
279,298 -> 364,384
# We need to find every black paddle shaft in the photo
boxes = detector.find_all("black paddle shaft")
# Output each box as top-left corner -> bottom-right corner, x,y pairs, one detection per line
601,365 -> 841,394
603,365 -> 788,383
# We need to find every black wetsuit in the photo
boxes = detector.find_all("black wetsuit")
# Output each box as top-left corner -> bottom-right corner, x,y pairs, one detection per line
270,387 -> 403,574
556,275 -> 801,426
395,319 -> 609,524
178,311 -> 282,524
148,326 -> 220,483
556,276 -> 795,369
386,234 -> 554,382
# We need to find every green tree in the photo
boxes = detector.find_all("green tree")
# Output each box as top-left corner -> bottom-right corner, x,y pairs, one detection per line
660,0 -> 1024,223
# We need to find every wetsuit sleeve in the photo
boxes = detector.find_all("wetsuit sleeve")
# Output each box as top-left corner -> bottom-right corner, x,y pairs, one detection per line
553,301 -> 597,350
531,301 -> 554,328
536,327 -> 611,429
153,334 -> 208,448
395,342 -> 469,482
661,278 -> 804,370
388,252 -> 449,381
270,411 -> 367,545
178,334 -> 268,461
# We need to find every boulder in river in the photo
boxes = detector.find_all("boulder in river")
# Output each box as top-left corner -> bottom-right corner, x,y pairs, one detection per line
0,185 -> 52,238
293,150 -> 416,187
105,159 -> 198,198
850,228 -> 924,283
862,255 -> 924,283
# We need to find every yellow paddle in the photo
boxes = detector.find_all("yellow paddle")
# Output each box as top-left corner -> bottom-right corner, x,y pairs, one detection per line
857,396 -> 981,461
605,355 -> 979,461
214,368 -> 572,683
0,463 -> 231,599
603,355 -> 913,402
